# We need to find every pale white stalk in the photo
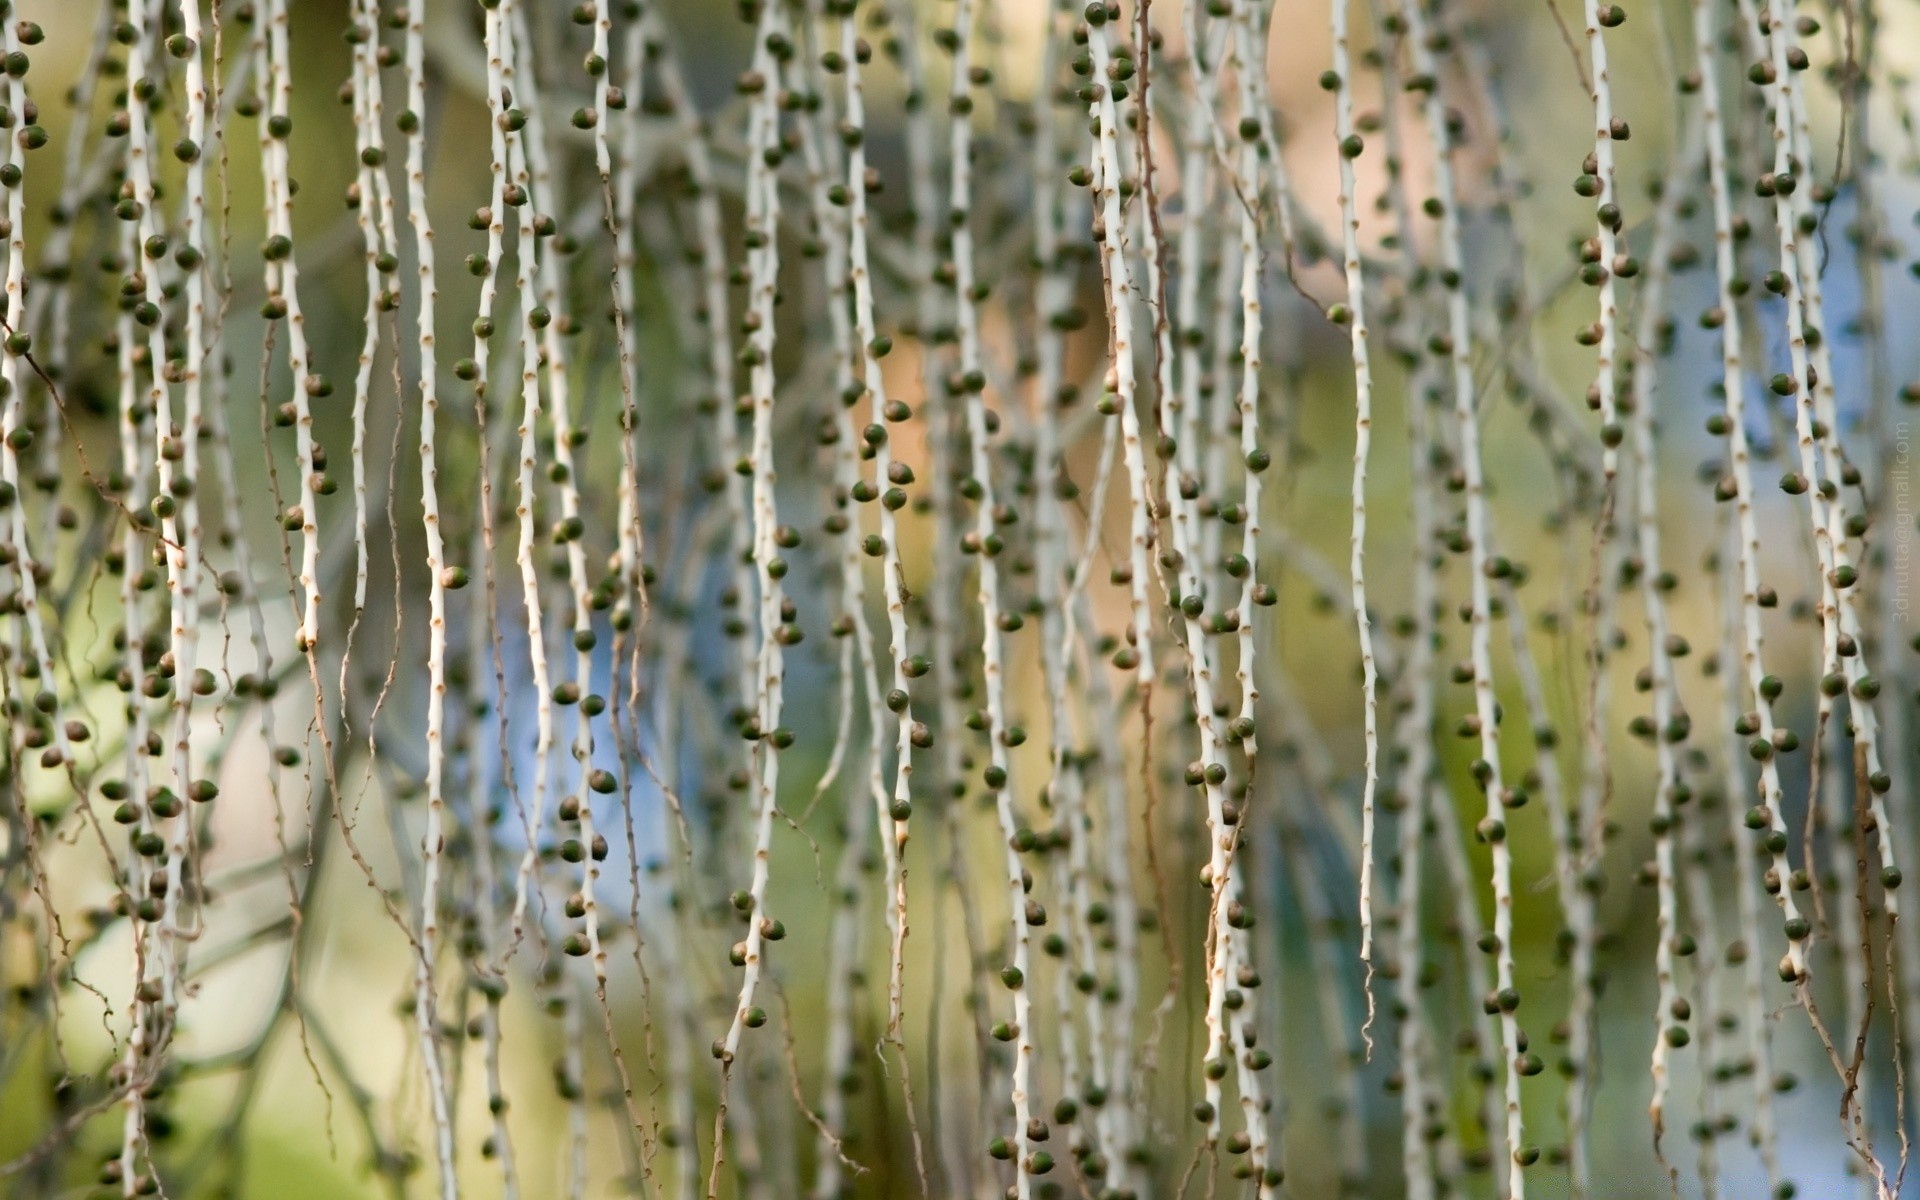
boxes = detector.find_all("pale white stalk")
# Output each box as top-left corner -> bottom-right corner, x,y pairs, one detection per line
467,0 -> 515,948
1714,515 -> 1785,1193
1219,12 -> 1279,1180
1084,11 -> 1158,700
840,4 -> 916,1043
1626,115 -> 1698,1151
1417,24 -> 1528,1183
812,742 -> 875,1200
499,4 -> 556,965
1677,766 -> 1726,1200
790,13 -> 896,1187
513,0 -> 620,1096
1149,0 -> 1237,1151
401,0 -> 457,1190
116,22 -> 189,1178
1084,601 -> 1140,1188
1035,144 -> 1124,1172
1718,0 -> 1811,984
1380,143 -> 1442,1200
1579,0 -> 1624,478
0,0 -> 99,1173
108,107 -> 155,1199
1773,15 -> 1898,919
879,7 -> 985,1164
720,2 -> 790,1064
1745,8 -> 1855,959
559,971 -> 589,1200
1172,1 -> 1229,514
1052,5 -> 1139,1183
159,0 -> 213,1032
1224,1 -> 1267,759
1692,0 -> 1786,1175
1427,752 -> 1510,1182
607,0 -> 647,635
1392,726 -> 1437,1200
23,2 -> 116,556
948,4 -> 1035,1192
464,514 -> 521,1200
1328,0 -> 1381,1009
1274,821 -> 1359,1184
1199,216 -> 1239,586
260,0 -> 323,653
1233,0 -> 1301,265
651,18 -> 754,712
1824,716 -> 1876,1199
341,0 -> 398,701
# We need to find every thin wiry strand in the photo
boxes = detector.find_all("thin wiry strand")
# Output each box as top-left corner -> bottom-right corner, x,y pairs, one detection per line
601,50 -> 656,1126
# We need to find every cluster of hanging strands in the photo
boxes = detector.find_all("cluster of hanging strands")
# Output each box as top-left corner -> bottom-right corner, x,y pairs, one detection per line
0,0 -> 1916,1196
